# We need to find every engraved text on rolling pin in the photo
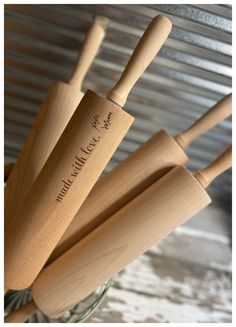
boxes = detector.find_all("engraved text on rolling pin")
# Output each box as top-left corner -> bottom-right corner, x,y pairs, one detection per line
56,112 -> 113,202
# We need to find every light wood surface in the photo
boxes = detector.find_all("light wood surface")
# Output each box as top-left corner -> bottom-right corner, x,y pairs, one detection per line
5,147 -> 232,321
107,15 -> 172,107
5,91 -> 133,291
4,14 -> 171,291
4,301 -> 37,323
4,17 -> 106,234
194,146 -> 232,188
32,166 -> 211,318
48,130 -> 188,263
5,83 -> 84,229
48,94 -> 231,263
32,148 -> 232,318
175,93 -> 232,149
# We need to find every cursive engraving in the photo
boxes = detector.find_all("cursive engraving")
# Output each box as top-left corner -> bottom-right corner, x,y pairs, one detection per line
90,114 -> 101,132
101,112 -> 112,130
56,112 -> 113,202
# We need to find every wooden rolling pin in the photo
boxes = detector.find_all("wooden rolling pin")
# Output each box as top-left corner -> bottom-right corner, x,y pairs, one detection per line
4,15 -> 172,291
5,146 -> 232,322
47,93 -> 232,263
5,16 -> 108,229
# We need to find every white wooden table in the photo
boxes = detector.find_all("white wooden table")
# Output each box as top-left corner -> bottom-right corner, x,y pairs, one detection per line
88,205 -> 231,323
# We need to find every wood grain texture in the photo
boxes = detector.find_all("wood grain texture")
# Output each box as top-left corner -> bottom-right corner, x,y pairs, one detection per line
5,82 -> 83,229
3,206 -> 232,323
88,240 -> 231,323
48,93 -> 231,263
32,166 -> 210,318
4,19 -> 105,294
4,16 -> 106,244
4,14 -> 172,292
48,130 -> 188,263
5,90 -> 134,291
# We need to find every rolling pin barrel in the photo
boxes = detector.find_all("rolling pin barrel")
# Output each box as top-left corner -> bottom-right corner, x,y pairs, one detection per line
48,130 -> 188,263
5,92 -> 134,290
4,16 -> 107,236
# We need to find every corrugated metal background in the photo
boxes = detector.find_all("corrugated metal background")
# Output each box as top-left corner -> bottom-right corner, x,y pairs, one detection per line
4,4 -> 232,209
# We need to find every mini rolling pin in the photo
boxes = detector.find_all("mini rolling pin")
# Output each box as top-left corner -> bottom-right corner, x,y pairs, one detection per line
4,15 -> 172,291
5,146 -> 231,322
5,16 -> 107,229
47,93 -> 232,263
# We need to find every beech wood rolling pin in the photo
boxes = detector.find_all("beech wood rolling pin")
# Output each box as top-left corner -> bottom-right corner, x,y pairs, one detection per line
5,16 -> 107,228
5,146 -> 231,322
4,15 -> 172,291
48,93 -> 232,263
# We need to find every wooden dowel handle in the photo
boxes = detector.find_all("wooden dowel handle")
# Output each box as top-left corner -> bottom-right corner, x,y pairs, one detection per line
175,93 -> 232,149
194,146 -> 232,188
4,300 -> 37,323
69,16 -> 108,88
107,15 -> 172,107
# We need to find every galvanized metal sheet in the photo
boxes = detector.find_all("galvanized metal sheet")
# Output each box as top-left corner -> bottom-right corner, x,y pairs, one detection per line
4,4 -> 232,207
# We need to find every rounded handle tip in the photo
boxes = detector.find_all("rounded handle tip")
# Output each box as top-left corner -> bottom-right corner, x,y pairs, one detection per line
107,15 -> 172,107
94,15 -> 109,29
154,15 -> 172,32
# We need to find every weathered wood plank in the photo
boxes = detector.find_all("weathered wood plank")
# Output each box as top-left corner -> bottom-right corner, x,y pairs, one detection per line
88,206 -> 231,323
88,253 -> 231,323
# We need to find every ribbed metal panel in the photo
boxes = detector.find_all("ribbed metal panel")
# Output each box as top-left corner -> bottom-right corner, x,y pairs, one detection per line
4,4 -> 232,208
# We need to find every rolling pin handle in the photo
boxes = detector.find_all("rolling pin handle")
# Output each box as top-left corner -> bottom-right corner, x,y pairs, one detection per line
194,146 -> 232,188
107,15 -> 172,107
175,93 -> 232,149
68,16 -> 108,88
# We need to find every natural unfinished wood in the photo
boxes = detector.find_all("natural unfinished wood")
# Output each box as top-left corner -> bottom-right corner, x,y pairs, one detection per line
5,147 -> 232,321
4,16 -> 107,232
107,15 -> 172,107
175,93 -> 232,149
48,130 -> 188,263
194,146 -> 232,188
48,94 -> 231,263
5,91 -> 134,290
31,148 -> 231,319
32,166 -> 211,318
4,300 -> 37,323
5,83 -> 84,228
5,15 -> 171,291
